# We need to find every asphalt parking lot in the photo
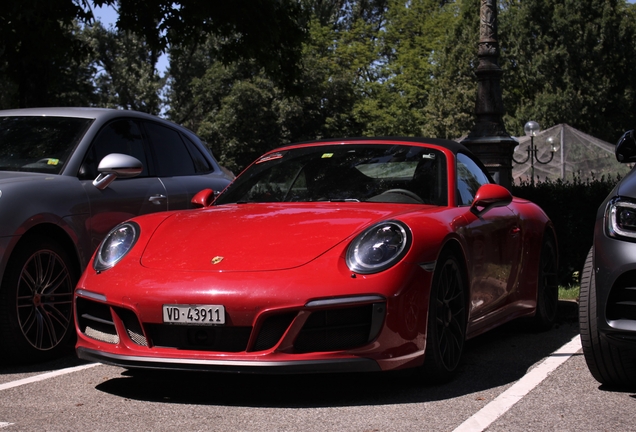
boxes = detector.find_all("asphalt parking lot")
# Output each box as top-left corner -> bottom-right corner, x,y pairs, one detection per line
1,301 -> 634,431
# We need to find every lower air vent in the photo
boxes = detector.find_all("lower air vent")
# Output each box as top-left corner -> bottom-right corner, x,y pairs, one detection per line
607,271 -> 636,321
76,297 -> 119,344
252,313 -> 296,351
294,303 -> 385,353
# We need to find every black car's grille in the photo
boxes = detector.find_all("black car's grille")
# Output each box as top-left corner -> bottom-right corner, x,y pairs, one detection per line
293,303 -> 385,353
146,324 -> 251,352
607,271 -> 636,321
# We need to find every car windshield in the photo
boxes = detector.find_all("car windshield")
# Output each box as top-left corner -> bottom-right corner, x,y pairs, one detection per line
0,116 -> 93,174
215,144 -> 447,205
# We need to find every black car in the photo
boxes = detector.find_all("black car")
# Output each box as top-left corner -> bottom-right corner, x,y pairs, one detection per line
580,129 -> 636,387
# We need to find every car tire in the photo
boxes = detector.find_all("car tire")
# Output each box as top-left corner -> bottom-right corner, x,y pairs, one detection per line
0,237 -> 78,364
421,250 -> 467,384
529,235 -> 559,331
580,247 -> 636,387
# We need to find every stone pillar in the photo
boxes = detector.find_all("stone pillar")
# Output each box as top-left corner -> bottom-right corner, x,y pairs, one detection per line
461,0 -> 517,189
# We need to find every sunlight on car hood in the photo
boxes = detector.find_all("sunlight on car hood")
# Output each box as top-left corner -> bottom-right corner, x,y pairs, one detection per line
140,203 -> 424,272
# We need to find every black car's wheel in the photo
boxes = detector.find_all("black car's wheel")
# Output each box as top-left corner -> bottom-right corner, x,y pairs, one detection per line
0,237 -> 78,363
580,247 -> 636,387
530,235 -> 559,331
421,251 -> 467,384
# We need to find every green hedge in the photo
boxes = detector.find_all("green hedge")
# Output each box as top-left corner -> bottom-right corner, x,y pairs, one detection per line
511,175 -> 622,285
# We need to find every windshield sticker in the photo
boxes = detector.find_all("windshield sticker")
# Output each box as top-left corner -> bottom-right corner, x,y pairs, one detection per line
47,158 -> 60,165
321,153 -> 334,159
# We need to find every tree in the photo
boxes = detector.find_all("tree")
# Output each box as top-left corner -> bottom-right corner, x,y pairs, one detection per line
94,0 -> 310,91
0,0 -> 95,108
498,0 -> 636,141
83,22 -> 165,114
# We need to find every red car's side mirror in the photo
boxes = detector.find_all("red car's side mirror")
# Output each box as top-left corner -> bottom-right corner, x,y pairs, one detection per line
470,184 -> 512,216
191,188 -> 216,208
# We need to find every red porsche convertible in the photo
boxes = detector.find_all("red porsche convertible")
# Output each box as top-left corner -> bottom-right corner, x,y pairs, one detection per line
74,137 -> 557,382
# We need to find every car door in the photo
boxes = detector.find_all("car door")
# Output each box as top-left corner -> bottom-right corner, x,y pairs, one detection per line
455,153 -> 522,321
141,120 -> 230,207
79,118 -> 168,251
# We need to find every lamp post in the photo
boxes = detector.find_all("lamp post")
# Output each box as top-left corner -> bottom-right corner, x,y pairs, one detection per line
512,121 -> 559,186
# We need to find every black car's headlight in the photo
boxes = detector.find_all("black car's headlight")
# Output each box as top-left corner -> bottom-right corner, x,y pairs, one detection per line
607,197 -> 636,240
346,221 -> 412,274
94,222 -> 140,271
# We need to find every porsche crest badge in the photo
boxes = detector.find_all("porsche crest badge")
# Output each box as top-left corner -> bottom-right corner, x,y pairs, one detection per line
211,256 -> 224,265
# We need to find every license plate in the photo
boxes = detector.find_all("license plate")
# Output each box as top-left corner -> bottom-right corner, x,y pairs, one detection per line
162,304 -> 225,325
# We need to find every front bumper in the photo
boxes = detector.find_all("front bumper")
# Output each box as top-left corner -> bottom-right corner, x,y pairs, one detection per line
594,218 -> 636,348
77,347 -> 381,374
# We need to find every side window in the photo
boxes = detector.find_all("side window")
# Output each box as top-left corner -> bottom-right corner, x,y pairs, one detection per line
79,119 -> 148,180
144,121 -> 196,177
182,135 -> 214,173
456,153 -> 491,206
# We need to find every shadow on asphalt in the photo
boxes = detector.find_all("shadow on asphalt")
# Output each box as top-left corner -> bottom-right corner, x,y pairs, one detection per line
89,300 -> 581,408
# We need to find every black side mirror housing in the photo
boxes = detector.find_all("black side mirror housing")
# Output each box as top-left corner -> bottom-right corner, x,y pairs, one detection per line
616,130 -> 636,163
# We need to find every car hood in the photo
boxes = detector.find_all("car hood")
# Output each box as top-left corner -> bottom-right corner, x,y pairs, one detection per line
140,203 -> 431,272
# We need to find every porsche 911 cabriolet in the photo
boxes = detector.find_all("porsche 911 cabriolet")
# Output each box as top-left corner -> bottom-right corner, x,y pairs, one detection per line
74,137 -> 557,382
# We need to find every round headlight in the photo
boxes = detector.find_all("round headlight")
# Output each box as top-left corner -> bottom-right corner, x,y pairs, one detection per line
346,221 -> 412,274
93,222 -> 140,271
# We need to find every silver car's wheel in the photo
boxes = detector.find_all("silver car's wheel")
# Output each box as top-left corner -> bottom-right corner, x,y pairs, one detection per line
0,238 -> 77,363
580,247 -> 636,387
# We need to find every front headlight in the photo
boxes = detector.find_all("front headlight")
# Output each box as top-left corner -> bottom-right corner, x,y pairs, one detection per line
346,221 -> 412,274
607,197 -> 636,240
93,222 -> 140,271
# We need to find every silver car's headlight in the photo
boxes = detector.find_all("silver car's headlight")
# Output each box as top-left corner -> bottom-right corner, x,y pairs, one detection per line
346,221 -> 412,274
607,198 -> 636,239
94,222 -> 140,271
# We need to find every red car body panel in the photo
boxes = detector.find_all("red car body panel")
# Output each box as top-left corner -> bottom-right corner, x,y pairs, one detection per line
74,138 -> 555,375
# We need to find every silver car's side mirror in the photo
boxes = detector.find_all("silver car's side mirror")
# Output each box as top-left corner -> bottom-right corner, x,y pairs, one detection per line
93,153 -> 143,190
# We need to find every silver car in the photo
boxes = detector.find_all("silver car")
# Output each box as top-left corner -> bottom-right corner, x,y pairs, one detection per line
0,108 -> 233,363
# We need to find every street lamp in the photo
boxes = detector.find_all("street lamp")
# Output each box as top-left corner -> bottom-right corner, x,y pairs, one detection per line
512,121 -> 559,186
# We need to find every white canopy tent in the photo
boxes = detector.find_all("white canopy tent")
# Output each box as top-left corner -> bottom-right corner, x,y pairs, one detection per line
512,124 -> 632,183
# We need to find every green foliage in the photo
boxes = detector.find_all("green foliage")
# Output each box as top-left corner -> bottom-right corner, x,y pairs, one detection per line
83,23 -> 165,114
511,174 -> 621,285
0,1 -> 95,108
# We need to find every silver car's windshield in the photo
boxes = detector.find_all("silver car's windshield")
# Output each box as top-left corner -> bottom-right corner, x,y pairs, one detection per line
215,144 -> 447,205
0,116 -> 93,174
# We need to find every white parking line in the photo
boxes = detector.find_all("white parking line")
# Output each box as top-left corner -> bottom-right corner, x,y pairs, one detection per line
453,334 -> 582,432
0,423 -> 13,429
0,362 -> 100,392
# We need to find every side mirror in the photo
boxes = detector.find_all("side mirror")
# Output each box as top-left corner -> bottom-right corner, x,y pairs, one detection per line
191,188 -> 216,208
616,130 -> 636,163
470,184 -> 512,216
93,153 -> 143,190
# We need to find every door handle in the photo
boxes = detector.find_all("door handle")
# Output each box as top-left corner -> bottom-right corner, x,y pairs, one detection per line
149,194 -> 167,205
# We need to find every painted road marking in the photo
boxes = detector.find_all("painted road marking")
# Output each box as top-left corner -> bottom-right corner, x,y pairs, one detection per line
453,334 -> 582,432
0,423 -> 13,429
0,363 -> 99,392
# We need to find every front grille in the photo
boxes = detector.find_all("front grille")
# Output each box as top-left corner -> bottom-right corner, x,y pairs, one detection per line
294,303 -> 384,353
607,271 -> 636,321
146,324 -> 251,352
116,307 -> 148,346
76,297 -> 119,344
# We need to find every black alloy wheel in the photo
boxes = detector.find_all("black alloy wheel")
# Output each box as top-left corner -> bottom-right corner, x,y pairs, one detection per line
579,247 -> 636,388
530,236 -> 559,331
0,238 -> 77,363
422,251 -> 467,383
